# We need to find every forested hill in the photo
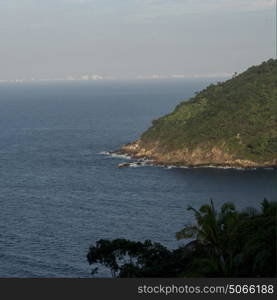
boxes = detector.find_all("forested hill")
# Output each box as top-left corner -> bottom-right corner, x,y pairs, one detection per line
121,59 -> 277,168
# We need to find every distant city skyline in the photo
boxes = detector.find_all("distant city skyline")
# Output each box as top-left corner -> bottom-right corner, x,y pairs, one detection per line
0,71 -> 235,83
0,0 -> 276,80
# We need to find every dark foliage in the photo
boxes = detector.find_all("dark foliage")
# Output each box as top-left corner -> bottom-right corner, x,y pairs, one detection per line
176,199 -> 277,277
87,239 -> 186,277
87,200 -> 277,277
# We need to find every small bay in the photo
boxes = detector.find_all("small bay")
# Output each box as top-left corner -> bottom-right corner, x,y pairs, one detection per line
0,79 -> 276,277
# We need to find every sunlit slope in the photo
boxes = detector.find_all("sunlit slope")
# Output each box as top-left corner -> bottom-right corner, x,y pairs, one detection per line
123,59 -> 277,167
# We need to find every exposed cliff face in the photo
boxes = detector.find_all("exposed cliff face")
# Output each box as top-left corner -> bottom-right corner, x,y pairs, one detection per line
121,140 -> 276,168
119,59 -> 277,169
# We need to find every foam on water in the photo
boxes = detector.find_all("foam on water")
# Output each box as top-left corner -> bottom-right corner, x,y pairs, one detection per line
99,151 -> 132,160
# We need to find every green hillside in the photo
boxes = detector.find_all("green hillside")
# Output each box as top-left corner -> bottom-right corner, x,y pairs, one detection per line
136,59 -> 277,166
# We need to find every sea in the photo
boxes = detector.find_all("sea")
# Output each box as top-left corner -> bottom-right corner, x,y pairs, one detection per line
0,79 -> 276,277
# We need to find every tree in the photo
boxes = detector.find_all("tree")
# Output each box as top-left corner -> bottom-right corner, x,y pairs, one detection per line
176,199 -> 277,277
87,200 -> 277,278
87,239 -> 182,277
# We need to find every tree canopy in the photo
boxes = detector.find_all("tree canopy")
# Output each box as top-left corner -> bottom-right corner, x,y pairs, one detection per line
87,199 -> 277,277
140,59 -> 277,164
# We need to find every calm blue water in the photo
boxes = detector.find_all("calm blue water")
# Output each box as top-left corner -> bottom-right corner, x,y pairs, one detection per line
0,79 -> 276,278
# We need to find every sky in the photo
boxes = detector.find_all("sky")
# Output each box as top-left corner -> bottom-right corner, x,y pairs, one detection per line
0,0 -> 276,80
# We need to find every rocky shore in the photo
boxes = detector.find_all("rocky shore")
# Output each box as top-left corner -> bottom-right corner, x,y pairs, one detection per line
117,140 -> 277,169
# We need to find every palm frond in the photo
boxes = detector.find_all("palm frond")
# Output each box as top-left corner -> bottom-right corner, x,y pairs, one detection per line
176,225 -> 198,240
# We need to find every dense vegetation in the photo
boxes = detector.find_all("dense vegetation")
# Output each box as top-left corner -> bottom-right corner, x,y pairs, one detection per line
140,59 -> 277,163
87,200 -> 277,277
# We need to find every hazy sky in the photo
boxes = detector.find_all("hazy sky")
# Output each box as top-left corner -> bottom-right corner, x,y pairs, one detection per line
0,0 -> 276,79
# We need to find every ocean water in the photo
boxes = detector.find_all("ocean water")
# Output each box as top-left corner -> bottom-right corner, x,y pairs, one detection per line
0,79 -> 276,278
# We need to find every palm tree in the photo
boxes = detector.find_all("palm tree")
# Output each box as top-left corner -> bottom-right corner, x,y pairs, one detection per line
176,200 -> 239,276
176,199 -> 277,277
